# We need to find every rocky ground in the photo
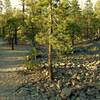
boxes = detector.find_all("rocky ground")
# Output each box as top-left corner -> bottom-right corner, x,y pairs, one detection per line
15,39 -> 100,100
16,57 -> 100,100
0,38 -> 100,100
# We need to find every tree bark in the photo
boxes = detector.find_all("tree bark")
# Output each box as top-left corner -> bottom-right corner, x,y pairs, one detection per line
71,33 -> 75,47
86,21 -> 89,40
97,28 -> 100,38
48,0 -> 53,81
2,26 -> 5,38
48,44 -> 53,80
14,28 -> 18,45
22,0 -> 25,22
11,37 -> 14,50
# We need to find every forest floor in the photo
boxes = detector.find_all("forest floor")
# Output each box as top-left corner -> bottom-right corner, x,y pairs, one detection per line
0,38 -> 31,99
0,38 -> 100,100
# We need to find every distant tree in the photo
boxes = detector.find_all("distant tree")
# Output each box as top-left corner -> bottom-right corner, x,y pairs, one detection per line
94,0 -> 100,38
82,0 -> 94,40
2,0 -> 12,38
0,0 -> 3,13
4,0 -> 12,13
21,0 -> 25,22
0,0 -> 3,36
69,0 -> 81,46
6,18 -> 15,50
24,0 -> 40,45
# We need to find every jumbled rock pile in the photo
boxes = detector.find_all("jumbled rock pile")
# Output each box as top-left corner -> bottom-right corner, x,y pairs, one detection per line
15,59 -> 100,100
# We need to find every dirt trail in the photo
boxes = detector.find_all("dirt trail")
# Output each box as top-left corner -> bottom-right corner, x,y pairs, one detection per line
0,38 -> 30,99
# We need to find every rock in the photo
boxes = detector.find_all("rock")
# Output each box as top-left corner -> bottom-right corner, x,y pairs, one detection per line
60,87 -> 72,99
72,74 -> 77,79
96,94 -> 100,99
54,63 -> 59,67
16,87 -> 31,95
86,88 -> 96,96
75,97 -> 81,100
56,94 -> 62,100
44,83 -> 49,88
77,64 -> 81,67
67,62 -> 72,66
70,79 -> 76,86
41,93 -> 48,100
59,63 -> 66,66
79,93 -> 87,100
76,76 -> 80,80
96,54 -> 99,57
26,55 -> 30,61
56,80 -> 62,89
50,84 -> 55,88
42,70 -> 49,76
46,89 -> 57,100
95,82 -> 100,89
49,95 -> 56,100
36,94 -> 44,100
75,85 -> 81,89
90,66 -> 97,70
44,63 -> 48,67
96,61 -> 100,66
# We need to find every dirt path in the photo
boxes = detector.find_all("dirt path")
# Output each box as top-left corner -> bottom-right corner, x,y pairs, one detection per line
0,38 -> 31,99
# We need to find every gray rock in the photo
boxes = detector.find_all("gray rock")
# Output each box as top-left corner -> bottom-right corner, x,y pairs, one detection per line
79,92 -> 87,100
56,95 -> 62,100
75,97 -> 81,100
17,88 -> 30,95
60,87 -> 72,99
49,96 -> 56,100
96,95 -> 100,99
86,88 -> 96,96
42,94 -> 48,100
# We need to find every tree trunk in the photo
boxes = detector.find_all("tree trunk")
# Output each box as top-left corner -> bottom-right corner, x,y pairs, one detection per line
48,0 -> 53,81
8,37 -> 11,45
14,28 -> 18,45
71,33 -> 75,47
11,37 -> 14,50
97,28 -> 100,38
2,26 -> 5,38
48,44 -> 53,80
86,22 -> 89,40
8,29 -> 11,45
22,0 -> 25,22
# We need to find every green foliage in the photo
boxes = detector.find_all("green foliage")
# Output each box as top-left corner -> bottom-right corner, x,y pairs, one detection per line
95,0 -> 100,18
30,47 -> 37,56
0,0 -> 3,13
0,0 -> 100,66
25,61 -> 40,70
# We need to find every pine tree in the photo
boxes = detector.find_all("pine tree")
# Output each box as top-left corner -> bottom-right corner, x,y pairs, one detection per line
0,0 -> 3,13
94,0 -> 100,38
83,0 -> 94,39
95,0 -> 100,18
21,0 -> 25,21
69,0 -> 81,46
4,0 -> 12,13
0,0 -> 3,36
